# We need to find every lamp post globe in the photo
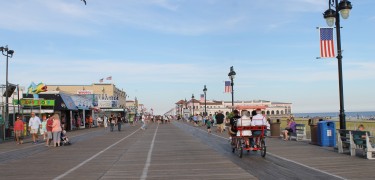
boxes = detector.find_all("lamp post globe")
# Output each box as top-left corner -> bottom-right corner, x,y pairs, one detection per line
228,66 -> 236,111
322,0 -> 352,130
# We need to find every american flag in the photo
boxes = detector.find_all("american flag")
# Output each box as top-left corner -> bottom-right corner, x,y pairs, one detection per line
106,76 -> 112,80
200,94 -> 204,102
224,81 -> 231,93
99,78 -> 103,83
319,27 -> 335,58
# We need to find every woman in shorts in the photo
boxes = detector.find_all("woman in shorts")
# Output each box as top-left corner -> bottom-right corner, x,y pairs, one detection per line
14,116 -> 24,144
282,119 -> 296,140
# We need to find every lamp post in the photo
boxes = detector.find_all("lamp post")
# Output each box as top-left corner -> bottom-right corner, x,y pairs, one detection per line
1,46 -> 15,130
323,0 -> 352,130
228,66 -> 236,111
191,94 -> 195,116
203,85 -> 207,116
184,98 -> 187,120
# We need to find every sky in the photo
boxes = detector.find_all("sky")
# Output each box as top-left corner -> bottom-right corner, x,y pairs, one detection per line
1,0 -> 375,115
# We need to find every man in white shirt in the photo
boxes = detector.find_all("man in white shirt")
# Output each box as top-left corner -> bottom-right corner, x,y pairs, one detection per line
251,108 -> 270,129
250,108 -> 270,148
28,112 -> 42,144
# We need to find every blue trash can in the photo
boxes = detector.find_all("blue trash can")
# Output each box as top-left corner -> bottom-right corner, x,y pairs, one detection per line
317,121 -> 336,147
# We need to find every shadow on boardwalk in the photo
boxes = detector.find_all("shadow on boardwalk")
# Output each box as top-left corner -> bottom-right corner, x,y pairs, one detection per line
176,120 -> 375,179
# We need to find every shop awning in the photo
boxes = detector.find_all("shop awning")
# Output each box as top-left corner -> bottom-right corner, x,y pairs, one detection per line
60,93 -> 78,110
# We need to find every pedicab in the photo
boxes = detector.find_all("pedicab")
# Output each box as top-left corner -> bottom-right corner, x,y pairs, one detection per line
231,121 -> 267,158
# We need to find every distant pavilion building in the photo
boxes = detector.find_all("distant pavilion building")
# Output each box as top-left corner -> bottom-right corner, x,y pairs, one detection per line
175,99 -> 292,118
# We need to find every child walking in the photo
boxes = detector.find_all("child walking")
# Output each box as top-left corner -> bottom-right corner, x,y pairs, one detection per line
206,117 -> 212,133
40,115 -> 48,141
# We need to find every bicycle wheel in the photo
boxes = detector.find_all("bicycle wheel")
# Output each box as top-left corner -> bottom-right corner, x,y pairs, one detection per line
231,138 -> 236,153
237,139 -> 243,158
260,138 -> 266,157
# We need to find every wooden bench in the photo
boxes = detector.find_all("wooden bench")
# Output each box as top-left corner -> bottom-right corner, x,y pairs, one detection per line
364,132 -> 375,160
337,129 -> 351,154
351,131 -> 375,159
337,129 -> 375,159
289,124 -> 306,141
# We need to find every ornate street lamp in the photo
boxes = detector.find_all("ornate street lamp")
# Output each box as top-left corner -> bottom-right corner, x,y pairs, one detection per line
1,45 -> 15,131
323,0 -> 352,130
191,94 -> 195,116
228,66 -> 236,111
203,85 -> 207,116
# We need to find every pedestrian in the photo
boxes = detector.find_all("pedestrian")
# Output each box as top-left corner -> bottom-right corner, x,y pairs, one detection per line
197,114 -> 203,126
46,115 -> 53,147
141,114 -> 146,130
89,115 -> 93,128
206,117 -> 212,133
97,116 -> 102,127
52,114 -> 62,147
215,111 -> 225,133
40,115 -> 47,141
193,114 -> 198,126
212,112 -> 217,126
28,112 -> 42,144
117,113 -> 122,131
129,115 -> 134,126
61,115 -> 66,131
103,115 -> 108,130
109,114 -> 115,132
209,115 -> 214,126
14,116 -> 24,144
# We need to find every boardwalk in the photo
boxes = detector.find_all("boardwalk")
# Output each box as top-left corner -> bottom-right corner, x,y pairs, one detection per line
0,120 -> 374,179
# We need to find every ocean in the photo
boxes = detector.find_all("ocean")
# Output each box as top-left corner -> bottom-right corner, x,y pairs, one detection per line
293,111 -> 375,120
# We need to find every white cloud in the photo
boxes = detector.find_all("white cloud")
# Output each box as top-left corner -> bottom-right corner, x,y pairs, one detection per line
1,0 -> 324,36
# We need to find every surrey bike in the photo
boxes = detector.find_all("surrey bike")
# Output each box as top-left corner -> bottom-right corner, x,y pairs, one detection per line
231,125 -> 267,158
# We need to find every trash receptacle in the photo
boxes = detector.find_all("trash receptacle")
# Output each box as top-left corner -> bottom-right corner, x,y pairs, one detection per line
309,118 -> 319,145
317,120 -> 336,147
270,119 -> 281,137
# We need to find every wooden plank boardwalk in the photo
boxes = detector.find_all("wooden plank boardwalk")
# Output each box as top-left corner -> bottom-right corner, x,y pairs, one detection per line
0,122 -> 256,180
0,120 -> 374,179
180,121 -> 375,180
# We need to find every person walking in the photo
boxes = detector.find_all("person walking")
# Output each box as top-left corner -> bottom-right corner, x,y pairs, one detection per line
212,112 -> 217,126
206,117 -> 212,134
97,116 -> 102,127
28,112 -> 42,144
193,114 -> 198,126
109,114 -> 115,132
14,116 -> 24,145
141,114 -> 147,130
117,113 -> 122,131
46,115 -> 53,147
40,115 -> 47,141
197,114 -> 203,126
215,111 -> 225,133
52,114 -> 62,147
103,115 -> 108,130
89,115 -> 93,128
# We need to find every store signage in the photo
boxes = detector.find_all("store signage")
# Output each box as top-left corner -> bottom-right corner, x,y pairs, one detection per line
77,90 -> 93,94
13,99 -> 55,106
98,100 -> 118,108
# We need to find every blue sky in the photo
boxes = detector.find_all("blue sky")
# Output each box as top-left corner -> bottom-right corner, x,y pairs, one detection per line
1,0 -> 374,114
